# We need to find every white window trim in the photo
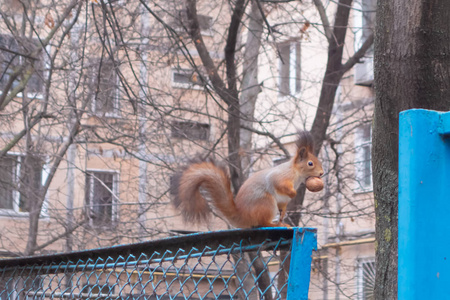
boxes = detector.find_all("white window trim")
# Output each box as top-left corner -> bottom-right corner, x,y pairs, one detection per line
85,169 -> 120,228
0,152 -> 49,218
354,124 -> 373,193
40,157 -> 50,218
278,40 -> 301,101
289,42 -> 299,95
353,0 -> 375,86
353,0 -> 376,54
353,1 -> 364,51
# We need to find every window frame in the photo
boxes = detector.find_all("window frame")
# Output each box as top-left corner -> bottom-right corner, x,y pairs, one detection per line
0,152 -> 48,217
354,123 -> 373,192
171,68 -> 206,90
171,120 -> 211,141
278,40 -> 301,98
85,169 -> 119,228
353,0 -> 376,54
0,34 -> 47,99
353,0 -> 376,86
89,58 -> 121,118
356,257 -> 375,300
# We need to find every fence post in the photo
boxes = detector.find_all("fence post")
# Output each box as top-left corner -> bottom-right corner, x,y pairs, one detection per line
286,228 -> 317,300
398,109 -> 450,299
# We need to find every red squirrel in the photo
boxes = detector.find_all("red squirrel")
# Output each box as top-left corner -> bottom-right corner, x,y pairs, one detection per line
171,131 -> 324,228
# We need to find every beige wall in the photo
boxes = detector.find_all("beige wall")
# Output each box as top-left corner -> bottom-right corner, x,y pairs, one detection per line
0,1 -> 376,299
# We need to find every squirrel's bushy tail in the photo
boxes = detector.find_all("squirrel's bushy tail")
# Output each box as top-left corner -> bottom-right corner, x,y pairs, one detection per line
171,158 -> 237,225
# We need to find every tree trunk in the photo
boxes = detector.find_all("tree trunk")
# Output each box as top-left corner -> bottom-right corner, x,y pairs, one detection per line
240,0 -> 263,175
373,1 -> 450,298
186,0 -> 245,191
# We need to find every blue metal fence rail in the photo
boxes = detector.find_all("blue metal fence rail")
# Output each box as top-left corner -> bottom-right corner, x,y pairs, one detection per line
398,109 -> 450,299
0,227 -> 317,300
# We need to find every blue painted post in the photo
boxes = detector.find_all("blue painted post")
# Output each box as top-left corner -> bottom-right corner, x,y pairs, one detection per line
398,109 -> 450,299
286,228 -> 317,300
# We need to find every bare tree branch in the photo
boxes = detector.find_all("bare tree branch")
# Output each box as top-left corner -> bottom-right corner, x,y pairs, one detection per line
341,32 -> 374,72
241,124 -> 291,158
0,0 -> 81,111
31,219 -> 87,254
185,0 -> 230,104
313,0 -> 333,42
0,113 -> 53,159
0,46 -> 38,60
225,0 -> 247,92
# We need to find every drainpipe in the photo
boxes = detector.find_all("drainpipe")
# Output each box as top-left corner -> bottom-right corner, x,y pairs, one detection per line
137,2 -> 150,241
333,87 -> 344,300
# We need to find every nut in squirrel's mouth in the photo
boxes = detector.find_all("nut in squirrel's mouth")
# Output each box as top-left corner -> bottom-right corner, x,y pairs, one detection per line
305,176 -> 324,192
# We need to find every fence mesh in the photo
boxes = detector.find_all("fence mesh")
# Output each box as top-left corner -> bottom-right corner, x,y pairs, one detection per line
0,227 -> 316,300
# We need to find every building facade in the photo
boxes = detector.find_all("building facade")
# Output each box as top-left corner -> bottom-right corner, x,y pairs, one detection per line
0,0 -> 376,298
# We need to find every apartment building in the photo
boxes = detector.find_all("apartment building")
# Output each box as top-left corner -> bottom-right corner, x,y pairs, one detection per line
307,0 -> 376,298
0,0 -> 376,298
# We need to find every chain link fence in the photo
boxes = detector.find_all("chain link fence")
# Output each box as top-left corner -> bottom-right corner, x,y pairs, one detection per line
0,228 -> 316,299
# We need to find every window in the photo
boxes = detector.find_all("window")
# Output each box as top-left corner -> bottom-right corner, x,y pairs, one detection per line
90,58 -> 120,116
357,258 -> 375,300
354,0 -> 376,52
172,68 -> 205,89
0,154 -> 43,213
172,10 -> 213,35
0,35 -> 44,95
171,121 -> 210,141
355,124 -> 372,191
353,0 -> 376,85
0,155 -> 17,210
278,41 -> 301,96
85,170 -> 118,227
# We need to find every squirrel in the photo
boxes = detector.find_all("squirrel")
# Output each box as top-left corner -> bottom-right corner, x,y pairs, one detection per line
171,131 -> 324,228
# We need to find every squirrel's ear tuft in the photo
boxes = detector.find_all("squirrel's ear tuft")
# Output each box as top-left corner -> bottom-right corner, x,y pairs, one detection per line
296,131 -> 315,153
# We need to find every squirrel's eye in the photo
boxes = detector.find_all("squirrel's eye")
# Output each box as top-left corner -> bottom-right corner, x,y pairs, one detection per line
308,161 -> 313,166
